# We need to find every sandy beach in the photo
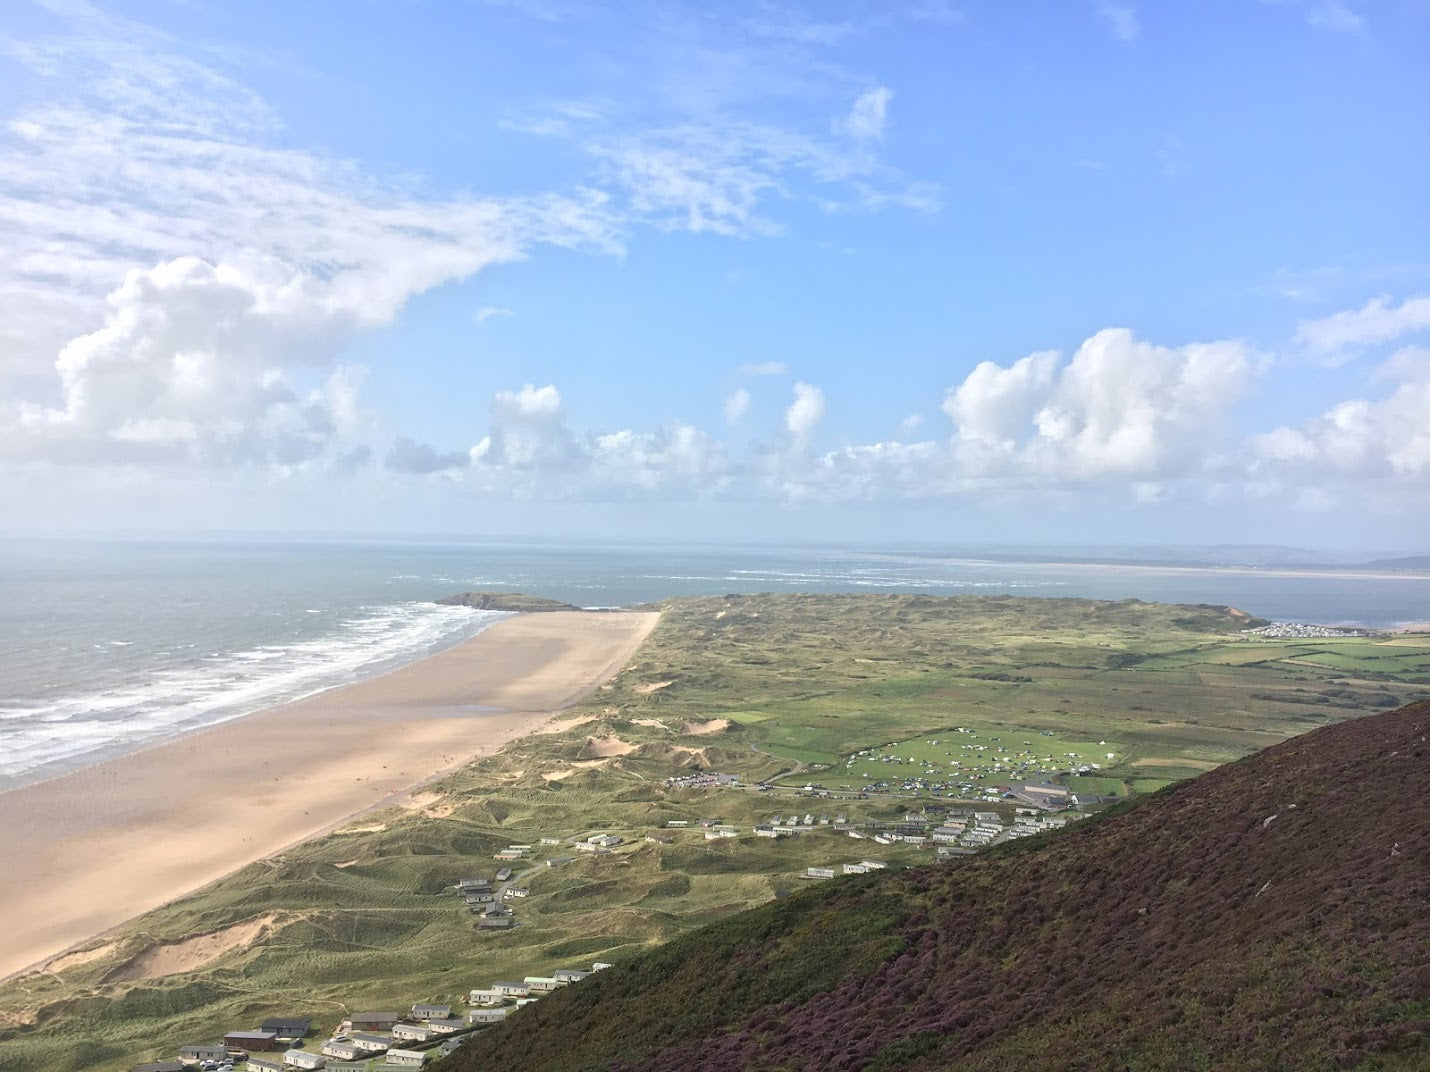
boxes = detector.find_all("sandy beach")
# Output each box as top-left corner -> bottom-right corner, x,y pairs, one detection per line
0,609 -> 659,982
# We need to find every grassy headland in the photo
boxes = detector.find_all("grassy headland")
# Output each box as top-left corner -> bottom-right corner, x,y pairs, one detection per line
2,594 -> 1427,1072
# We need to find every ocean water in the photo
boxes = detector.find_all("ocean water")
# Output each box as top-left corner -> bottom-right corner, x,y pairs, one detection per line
1,537 -> 1426,791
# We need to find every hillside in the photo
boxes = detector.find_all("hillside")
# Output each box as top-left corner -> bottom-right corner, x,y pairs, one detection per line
447,699 -> 1430,1072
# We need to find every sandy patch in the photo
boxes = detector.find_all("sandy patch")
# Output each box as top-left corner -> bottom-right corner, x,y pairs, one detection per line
633,718 -> 668,729
108,913 -> 285,982
337,822 -> 388,835
535,714 -> 600,735
1133,757 -> 1218,771
585,736 -> 636,757
634,680 -> 674,694
334,859 -> 360,869
43,942 -> 117,974
400,791 -> 456,819
680,718 -> 730,736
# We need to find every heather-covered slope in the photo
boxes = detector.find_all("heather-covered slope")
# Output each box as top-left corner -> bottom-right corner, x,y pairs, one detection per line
448,700 -> 1430,1072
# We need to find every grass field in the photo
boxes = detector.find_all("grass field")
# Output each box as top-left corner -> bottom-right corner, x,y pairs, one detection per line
2,594 -> 1427,1072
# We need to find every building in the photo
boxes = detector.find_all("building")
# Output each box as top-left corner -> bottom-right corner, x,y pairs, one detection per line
179,1045 -> 228,1064
263,1019 -> 312,1041
350,1013 -> 400,1032
504,886 -> 530,898
381,1050 -> 428,1069
479,915 -> 517,929
134,1063 -> 185,1072
467,1007 -> 511,1025
495,866 -> 513,881
804,867 -> 835,879
283,1048 -> 325,1070
224,1031 -> 280,1052
349,1034 -> 391,1055
553,968 -> 589,984
321,1041 -> 363,1062
539,836 -> 562,845
493,980 -> 530,997
391,1023 -> 436,1043
469,988 -> 504,1005
246,1061 -> 284,1072
427,1018 -> 466,1035
523,976 -> 560,992
410,1004 -> 451,1021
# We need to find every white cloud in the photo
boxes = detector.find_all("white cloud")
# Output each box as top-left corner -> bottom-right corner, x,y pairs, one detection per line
1095,1 -> 1139,42
476,306 -> 514,322
724,387 -> 751,425
837,86 -> 894,140
1296,294 -> 1430,355
1253,353 -> 1430,482
462,383 -> 729,497
0,14 -> 618,471
785,381 -> 826,444
943,329 -> 1254,481
6,257 -> 371,467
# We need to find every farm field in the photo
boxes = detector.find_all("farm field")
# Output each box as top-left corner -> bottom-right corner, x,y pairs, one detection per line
3,594 -> 1428,1072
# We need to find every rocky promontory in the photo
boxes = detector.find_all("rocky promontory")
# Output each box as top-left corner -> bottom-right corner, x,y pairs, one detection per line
435,592 -> 586,612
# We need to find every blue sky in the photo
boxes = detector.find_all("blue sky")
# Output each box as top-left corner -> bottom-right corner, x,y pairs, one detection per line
1,0 -> 1428,549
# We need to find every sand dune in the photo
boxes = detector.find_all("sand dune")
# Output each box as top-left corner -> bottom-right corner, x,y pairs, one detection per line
0,609 -> 658,981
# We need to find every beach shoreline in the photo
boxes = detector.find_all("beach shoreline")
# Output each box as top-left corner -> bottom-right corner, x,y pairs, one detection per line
0,608 -> 659,983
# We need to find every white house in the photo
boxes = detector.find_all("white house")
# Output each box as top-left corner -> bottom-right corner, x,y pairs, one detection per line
348,1034 -> 390,1055
467,1007 -> 511,1025
524,976 -> 560,992
321,1041 -> 362,1061
553,968 -> 589,984
469,988 -> 504,1005
382,1050 -> 427,1069
493,980 -> 531,997
284,1050 -> 325,1071
391,1024 -> 436,1043
247,1060 -> 285,1072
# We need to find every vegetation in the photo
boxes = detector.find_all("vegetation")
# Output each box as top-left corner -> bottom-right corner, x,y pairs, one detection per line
451,700 -> 1430,1072
2,595 -> 1427,1072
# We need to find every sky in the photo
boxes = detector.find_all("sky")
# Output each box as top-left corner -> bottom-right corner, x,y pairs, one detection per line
1,0 -> 1428,550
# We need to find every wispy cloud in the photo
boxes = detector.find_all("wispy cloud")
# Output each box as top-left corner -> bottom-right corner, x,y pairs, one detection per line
1095,1 -> 1139,42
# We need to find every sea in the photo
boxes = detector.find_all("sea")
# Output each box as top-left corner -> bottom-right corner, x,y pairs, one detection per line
1,537 -> 1426,791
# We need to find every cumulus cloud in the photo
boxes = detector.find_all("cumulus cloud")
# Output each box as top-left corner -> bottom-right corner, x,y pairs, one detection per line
1296,294 -> 1430,355
465,383 -> 728,496
724,387 -> 751,425
1254,355 -> 1430,482
7,257 -> 371,466
943,329 -> 1254,481
785,381 -> 826,445
837,86 -> 894,140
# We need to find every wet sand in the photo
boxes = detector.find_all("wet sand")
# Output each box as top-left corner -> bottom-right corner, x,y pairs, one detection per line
0,609 -> 659,981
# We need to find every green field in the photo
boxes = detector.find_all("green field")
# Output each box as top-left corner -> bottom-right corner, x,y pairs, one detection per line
2,595 -> 1427,1072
